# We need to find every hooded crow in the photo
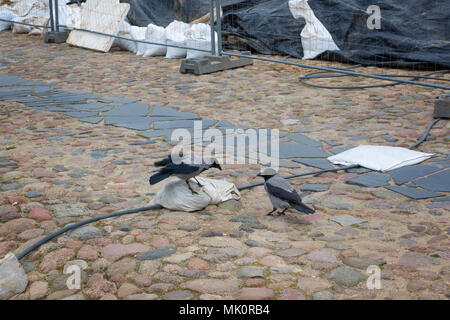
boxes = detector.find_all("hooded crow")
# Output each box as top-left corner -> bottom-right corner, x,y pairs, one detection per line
150,158 -> 222,194
257,168 -> 315,216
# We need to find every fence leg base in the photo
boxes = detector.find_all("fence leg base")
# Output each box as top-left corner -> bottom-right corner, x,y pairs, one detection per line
180,54 -> 253,75
44,31 -> 69,44
434,94 -> 450,118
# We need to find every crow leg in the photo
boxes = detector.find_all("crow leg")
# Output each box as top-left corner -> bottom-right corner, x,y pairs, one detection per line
186,180 -> 198,195
193,177 -> 203,187
277,208 -> 288,216
266,208 -> 277,216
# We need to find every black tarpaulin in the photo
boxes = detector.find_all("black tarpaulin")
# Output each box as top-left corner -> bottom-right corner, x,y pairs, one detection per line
120,0 -> 450,69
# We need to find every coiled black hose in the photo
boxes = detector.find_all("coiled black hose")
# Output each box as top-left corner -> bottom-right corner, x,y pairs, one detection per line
299,66 -> 450,90
15,117 -> 442,260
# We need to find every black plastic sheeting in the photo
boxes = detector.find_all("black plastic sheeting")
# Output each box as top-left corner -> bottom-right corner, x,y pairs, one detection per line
121,0 -> 450,69
120,0 -> 217,27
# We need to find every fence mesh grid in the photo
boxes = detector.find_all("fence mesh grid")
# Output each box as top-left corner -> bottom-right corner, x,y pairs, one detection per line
216,0 -> 449,89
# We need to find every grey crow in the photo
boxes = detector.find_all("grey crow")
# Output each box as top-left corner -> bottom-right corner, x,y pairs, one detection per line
257,168 -> 315,216
150,158 -> 222,194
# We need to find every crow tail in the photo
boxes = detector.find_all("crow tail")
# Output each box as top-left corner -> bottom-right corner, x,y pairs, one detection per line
149,172 -> 171,185
291,202 -> 315,214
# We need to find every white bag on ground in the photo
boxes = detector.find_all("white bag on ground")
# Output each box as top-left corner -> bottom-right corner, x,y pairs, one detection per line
327,145 -> 434,172
0,9 -> 17,31
149,177 -> 241,212
10,0 -> 49,35
141,24 -> 167,57
55,3 -> 82,30
185,23 -> 217,59
130,25 -> 146,55
165,20 -> 190,59
113,19 -> 137,53
288,0 -> 339,59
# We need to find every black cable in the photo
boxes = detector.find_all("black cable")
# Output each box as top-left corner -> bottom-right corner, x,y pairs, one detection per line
16,205 -> 162,260
408,118 -> 441,149
299,67 -> 449,90
15,118 -> 443,260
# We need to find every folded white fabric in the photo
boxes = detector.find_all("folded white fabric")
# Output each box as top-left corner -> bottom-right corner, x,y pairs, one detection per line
327,145 -> 433,172
149,177 -> 241,212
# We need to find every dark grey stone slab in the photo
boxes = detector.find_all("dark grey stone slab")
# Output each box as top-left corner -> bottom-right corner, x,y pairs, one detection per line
153,120 -> 217,130
99,96 -> 139,104
292,158 -> 336,170
62,111 -> 99,118
286,133 -> 322,147
139,129 -> 177,139
34,106 -> 74,112
64,103 -> 112,112
388,164 -> 442,185
385,186 -> 444,199
216,120 -> 235,128
129,141 -> 156,146
279,142 -> 329,158
150,106 -> 200,119
0,89 -> 33,97
346,172 -> 391,188
323,140 -> 343,146
414,169 -> 450,192
329,146 -> 354,155
104,117 -> 153,130
300,184 -> 329,192
79,117 -> 103,124
102,103 -> 149,117
431,196 -> 450,202
149,115 -> 201,121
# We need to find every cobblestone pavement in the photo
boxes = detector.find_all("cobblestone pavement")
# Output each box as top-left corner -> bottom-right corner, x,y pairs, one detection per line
0,32 -> 449,300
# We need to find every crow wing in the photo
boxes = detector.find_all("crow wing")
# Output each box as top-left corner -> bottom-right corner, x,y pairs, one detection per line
266,180 -> 302,205
160,162 -> 201,175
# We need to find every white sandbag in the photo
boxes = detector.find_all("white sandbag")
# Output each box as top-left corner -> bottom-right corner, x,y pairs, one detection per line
12,16 -> 31,34
10,0 -> 49,35
165,20 -> 190,59
130,25 -> 146,56
149,177 -> 241,212
113,19 -> 137,53
288,0 -> 339,59
185,23 -> 217,59
56,3 -> 81,30
327,145 -> 434,172
0,9 -> 17,31
141,24 -> 166,57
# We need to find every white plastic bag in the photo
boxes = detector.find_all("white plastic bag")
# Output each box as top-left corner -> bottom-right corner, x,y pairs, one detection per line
130,25 -> 146,56
185,23 -> 217,59
56,3 -> 82,30
149,177 -> 241,212
141,24 -> 167,57
113,19 -> 137,53
288,0 -> 339,59
165,20 -> 190,59
11,0 -> 49,35
0,9 -> 17,31
327,145 -> 434,172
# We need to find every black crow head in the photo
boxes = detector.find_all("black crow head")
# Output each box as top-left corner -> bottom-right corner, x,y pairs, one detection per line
257,168 -> 277,179
211,160 -> 222,170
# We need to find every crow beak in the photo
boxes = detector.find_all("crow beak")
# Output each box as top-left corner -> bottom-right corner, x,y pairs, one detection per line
256,173 -> 262,177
